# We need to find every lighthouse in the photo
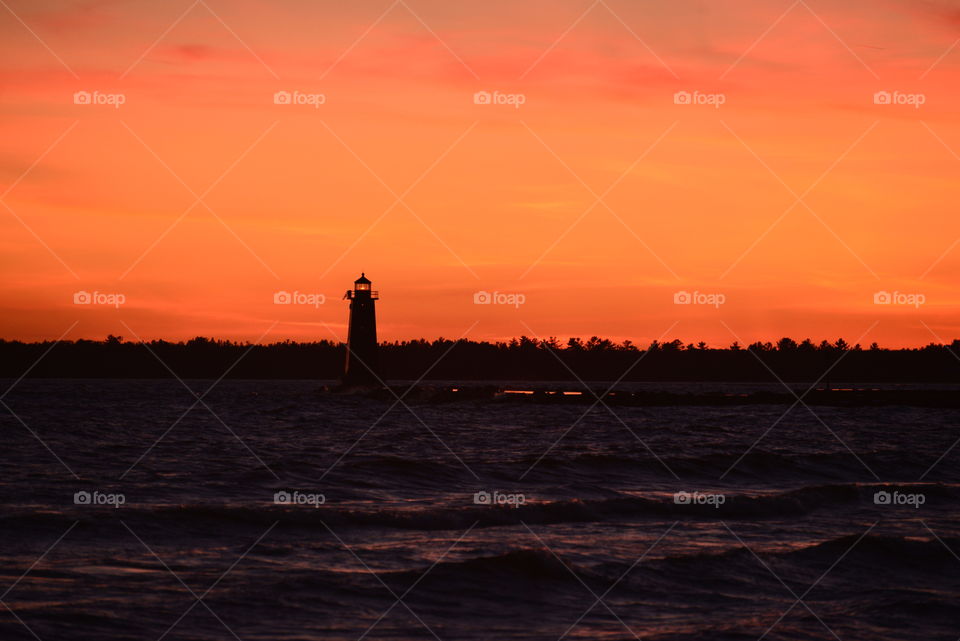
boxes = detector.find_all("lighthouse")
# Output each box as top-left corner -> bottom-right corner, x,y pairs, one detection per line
342,273 -> 381,387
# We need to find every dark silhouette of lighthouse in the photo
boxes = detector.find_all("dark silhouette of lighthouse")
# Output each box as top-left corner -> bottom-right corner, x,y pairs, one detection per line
342,273 -> 381,386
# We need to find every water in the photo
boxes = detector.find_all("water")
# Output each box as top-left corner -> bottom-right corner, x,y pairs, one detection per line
1,379 -> 959,640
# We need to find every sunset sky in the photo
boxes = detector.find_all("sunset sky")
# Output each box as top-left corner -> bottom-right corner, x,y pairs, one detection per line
2,0 -> 959,347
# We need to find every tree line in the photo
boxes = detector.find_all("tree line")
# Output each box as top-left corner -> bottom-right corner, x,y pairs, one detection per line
1,335 -> 959,382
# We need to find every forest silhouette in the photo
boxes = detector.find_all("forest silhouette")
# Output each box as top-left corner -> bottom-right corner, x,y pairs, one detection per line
1,335 -> 959,382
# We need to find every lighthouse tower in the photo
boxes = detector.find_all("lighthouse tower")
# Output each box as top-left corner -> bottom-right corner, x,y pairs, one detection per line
342,273 -> 380,387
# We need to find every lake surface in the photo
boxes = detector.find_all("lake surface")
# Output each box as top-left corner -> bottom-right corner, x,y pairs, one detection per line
1,379 -> 958,640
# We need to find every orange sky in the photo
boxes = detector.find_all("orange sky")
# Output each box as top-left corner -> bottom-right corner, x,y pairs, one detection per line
2,0 -> 959,348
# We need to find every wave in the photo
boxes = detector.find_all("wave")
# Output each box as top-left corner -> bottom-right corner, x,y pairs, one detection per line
525,449 -> 940,481
785,532 -> 960,567
243,534 -> 960,602
302,450 -> 953,485
643,532 -> 960,577
2,483 -> 953,533
296,449 -> 952,493
394,548 -> 574,582
393,533 -> 960,582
